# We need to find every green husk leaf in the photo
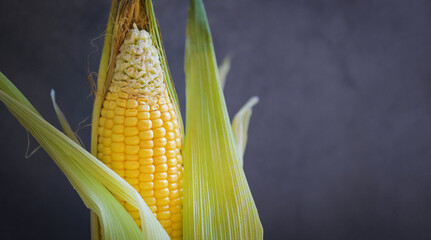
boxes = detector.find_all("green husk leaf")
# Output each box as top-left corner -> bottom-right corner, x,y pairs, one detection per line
0,72 -> 38,114
232,96 -> 259,164
0,74 -> 169,239
219,55 -> 231,89
183,0 -> 263,239
89,1 -> 117,237
50,90 -> 80,144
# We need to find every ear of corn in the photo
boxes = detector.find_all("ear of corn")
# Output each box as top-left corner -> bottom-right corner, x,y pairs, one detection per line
96,25 -> 183,238
0,73 -> 169,239
91,0 -> 183,239
184,0 -> 263,239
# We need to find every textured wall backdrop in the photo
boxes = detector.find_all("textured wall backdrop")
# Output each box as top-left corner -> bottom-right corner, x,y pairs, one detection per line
1,0 -> 431,239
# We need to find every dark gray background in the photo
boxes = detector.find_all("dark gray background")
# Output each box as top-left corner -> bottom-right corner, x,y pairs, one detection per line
1,0 -> 431,239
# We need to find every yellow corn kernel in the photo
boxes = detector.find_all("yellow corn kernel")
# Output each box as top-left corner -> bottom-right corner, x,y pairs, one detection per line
112,125 -> 124,134
157,211 -> 171,220
154,137 -> 167,147
159,104 -> 169,112
137,111 -> 150,119
163,121 -> 174,131
126,170 -> 140,178
150,110 -> 161,119
113,115 -> 124,124
167,158 -> 177,167
158,205 -> 170,212
159,219 -> 172,228
139,182 -> 153,190
134,219 -> 141,227
155,188 -> 169,198
161,112 -> 171,121
103,129 -> 112,137
125,117 -> 138,126
129,211 -> 140,219
154,127 -> 166,137
111,142 -> 125,153
125,109 -> 138,117
125,145 -> 139,155
119,92 -> 128,99
140,140 -> 153,148
166,131 -> 175,140
157,197 -> 170,206
138,104 -> 150,112
154,156 -> 167,164
138,149 -> 153,158
155,164 -> 168,173
111,153 -> 125,161
167,174 -> 179,183
166,140 -> 176,150
153,147 -> 166,157
169,190 -> 180,198
102,156 -> 112,164
124,202 -> 136,211
166,150 -> 176,158
139,130 -> 153,140
149,205 -> 157,213
152,118 -> 163,128
125,136 -> 140,145
155,172 -> 168,180
106,109 -> 114,118
111,134 -> 125,143
137,119 -> 152,130
172,230 -> 182,237
125,155 -> 139,161
116,98 -> 127,108
172,222 -> 182,230
114,106 -> 125,116
127,99 -> 138,108
127,178 -> 139,185
171,205 -> 181,214
124,127 -> 139,136
170,198 -> 182,207
140,165 -> 155,174
171,213 -> 182,223
125,161 -> 140,170
139,158 -> 153,165
111,161 -> 124,169
141,190 -> 154,197
169,183 -> 178,190
114,169 -> 125,178
139,173 -> 154,182
154,180 -> 169,189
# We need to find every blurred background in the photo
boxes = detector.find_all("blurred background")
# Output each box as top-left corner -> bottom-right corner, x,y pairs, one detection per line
1,0 -> 431,239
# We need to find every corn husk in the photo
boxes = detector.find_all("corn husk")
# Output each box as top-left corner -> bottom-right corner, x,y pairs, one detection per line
232,96 -> 259,162
0,72 -> 168,239
219,56 -> 231,89
183,0 -> 263,239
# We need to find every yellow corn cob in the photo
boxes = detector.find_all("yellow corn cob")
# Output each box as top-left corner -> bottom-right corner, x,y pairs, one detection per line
97,24 -> 183,239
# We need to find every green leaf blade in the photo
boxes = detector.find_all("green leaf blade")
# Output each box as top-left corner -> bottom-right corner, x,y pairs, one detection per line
184,0 -> 263,239
232,96 -> 259,163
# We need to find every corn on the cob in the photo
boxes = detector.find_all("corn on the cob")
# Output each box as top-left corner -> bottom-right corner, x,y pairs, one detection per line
97,24 -> 183,239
